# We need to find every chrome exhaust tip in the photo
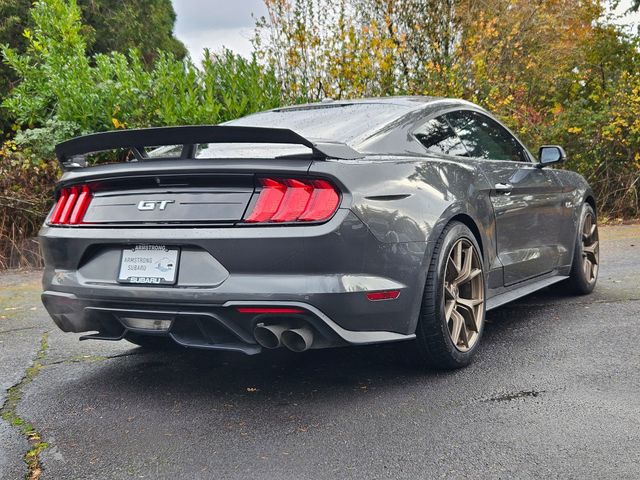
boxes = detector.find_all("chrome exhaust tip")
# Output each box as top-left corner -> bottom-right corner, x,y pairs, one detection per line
281,326 -> 314,352
253,324 -> 288,349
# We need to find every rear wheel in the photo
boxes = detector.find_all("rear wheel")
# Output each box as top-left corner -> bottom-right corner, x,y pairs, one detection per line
405,222 -> 486,370
565,203 -> 599,295
125,333 -> 179,350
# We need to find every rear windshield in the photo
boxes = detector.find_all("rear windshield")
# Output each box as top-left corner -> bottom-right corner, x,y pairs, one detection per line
150,103 -> 410,160
195,143 -> 311,159
223,103 -> 410,145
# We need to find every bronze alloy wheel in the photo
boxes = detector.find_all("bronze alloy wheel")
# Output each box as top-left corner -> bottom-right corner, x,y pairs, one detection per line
582,210 -> 599,283
443,239 -> 484,352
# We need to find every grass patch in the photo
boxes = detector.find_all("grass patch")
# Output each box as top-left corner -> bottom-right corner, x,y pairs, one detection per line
0,332 -> 49,480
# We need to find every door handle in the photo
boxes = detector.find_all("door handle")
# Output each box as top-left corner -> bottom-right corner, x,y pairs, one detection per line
494,183 -> 513,194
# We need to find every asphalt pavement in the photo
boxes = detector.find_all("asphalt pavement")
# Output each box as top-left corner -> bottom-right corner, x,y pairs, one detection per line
1,225 -> 639,479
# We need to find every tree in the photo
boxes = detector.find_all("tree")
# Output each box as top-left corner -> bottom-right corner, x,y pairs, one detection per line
78,0 -> 186,63
254,0 -> 640,218
0,0 -> 281,267
0,0 -> 33,136
355,0 -> 462,95
253,0 -> 463,101
2,0 -> 280,137
0,0 -> 186,136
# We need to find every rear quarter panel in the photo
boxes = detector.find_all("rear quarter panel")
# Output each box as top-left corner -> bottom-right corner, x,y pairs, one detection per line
310,155 -> 498,331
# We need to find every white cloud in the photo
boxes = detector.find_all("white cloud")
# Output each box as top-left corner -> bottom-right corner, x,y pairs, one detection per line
178,26 -> 256,62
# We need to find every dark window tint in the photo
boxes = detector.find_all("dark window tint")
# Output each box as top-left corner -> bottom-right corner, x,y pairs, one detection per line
414,117 -> 468,157
445,110 -> 527,162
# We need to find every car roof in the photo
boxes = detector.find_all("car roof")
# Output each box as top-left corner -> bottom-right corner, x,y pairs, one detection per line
226,96 -> 480,150
273,96 -> 443,111
272,95 -> 481,112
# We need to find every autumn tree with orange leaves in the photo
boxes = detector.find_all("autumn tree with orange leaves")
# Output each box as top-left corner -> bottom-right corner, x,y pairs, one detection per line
255,0 -> 640,218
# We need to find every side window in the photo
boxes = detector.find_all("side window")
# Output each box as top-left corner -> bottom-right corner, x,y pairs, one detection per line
414,117 -> 469,157
445,110 -> 528,162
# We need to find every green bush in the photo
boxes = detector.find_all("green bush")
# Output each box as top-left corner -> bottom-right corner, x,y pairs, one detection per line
1,0 -> 281,143
14,119 -> 80,159
0,139 -> 58,268
0,0 -> 281,268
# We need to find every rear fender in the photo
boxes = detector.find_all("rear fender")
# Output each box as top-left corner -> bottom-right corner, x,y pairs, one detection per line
310,156 -> 495,334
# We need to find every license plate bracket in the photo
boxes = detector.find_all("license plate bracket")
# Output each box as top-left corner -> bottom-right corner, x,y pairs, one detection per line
117,245 -> 180,285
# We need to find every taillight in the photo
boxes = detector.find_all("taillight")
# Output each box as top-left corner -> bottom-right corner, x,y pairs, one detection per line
244,177 -> 340,224
245,178 -> 287,222
49,185 -> 93,225
299,180 -> 340,221
69,186 -> 92,224
270,179 -> 313,222
49,189 -> 69,224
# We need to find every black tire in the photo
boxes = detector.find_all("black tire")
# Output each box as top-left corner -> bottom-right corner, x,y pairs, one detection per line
564,203 -> 599,295
403,221 -> 487,370
125,333 -> 180,350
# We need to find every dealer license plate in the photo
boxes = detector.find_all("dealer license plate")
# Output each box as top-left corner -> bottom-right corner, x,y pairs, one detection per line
118,245 -> 180,285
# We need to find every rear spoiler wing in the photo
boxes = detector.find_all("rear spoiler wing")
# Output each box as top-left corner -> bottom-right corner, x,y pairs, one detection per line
54,125 -> 363,170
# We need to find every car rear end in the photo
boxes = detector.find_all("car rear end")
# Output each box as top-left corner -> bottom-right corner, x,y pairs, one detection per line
40,127 -> 424,354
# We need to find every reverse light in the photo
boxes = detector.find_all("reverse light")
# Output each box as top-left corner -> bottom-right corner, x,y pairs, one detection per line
49,184 -> 93,225
121,317 -> 172,331
244,177 -> 340,223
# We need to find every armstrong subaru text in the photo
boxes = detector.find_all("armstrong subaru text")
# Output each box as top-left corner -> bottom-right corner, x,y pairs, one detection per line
40,97 -> 599,369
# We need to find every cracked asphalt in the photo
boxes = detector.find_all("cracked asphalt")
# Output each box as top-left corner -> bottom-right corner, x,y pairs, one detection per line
1,225 -> 639,479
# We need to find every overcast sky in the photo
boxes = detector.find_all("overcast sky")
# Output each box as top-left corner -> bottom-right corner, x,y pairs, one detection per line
172,0 -> 267,62
171,0 -> 639,63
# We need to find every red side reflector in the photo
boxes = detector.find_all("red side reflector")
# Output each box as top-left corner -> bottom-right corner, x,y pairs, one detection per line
236,307 -> 305,314
69,185 -> 92,224
270,179 -> 313,222
245,178 -> 287,223
49,188 -> 69,224
366,290 -> 401,301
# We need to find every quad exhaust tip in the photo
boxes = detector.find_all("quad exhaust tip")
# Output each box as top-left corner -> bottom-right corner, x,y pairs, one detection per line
254,324 -> 289,349
281,326 -> 314,352
253,324 -> 314,352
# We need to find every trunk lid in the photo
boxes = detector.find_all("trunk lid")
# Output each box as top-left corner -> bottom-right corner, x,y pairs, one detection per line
54,159 -> 313,226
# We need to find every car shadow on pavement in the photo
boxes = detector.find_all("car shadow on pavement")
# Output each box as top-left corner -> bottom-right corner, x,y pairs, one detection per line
51,296 -> 558,406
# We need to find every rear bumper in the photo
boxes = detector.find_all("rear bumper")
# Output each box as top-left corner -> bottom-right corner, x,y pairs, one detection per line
41,291 -> 415,354
40,209 -> 431,351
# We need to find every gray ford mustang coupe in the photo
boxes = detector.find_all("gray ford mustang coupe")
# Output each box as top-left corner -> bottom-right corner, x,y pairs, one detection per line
40,97 -> 599,369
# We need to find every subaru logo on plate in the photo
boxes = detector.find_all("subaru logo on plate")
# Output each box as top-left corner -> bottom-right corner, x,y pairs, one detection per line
137,200 -> 174,211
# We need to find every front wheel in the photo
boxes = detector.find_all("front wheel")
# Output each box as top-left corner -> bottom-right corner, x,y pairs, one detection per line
404,222 -> 486,370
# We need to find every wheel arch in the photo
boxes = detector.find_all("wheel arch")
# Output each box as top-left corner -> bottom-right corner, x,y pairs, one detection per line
584,194 -> 597,216
399,184 -> 495,335
448,213 -> 484,259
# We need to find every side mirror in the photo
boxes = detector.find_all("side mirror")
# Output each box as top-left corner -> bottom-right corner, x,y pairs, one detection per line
538,145 -> 566,167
